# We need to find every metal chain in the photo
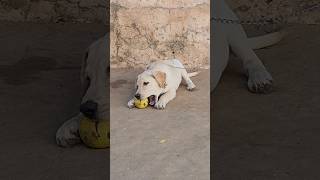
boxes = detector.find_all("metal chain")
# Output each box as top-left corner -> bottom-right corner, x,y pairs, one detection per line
211,17 -> 284,25
211,1 -> 320,25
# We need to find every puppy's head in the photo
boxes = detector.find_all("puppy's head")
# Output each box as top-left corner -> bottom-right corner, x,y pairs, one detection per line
135,70 -> 166,106
80,36 -> 108,120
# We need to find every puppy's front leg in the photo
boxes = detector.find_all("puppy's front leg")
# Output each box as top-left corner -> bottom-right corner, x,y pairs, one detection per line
127,98 -> 135,108
155,90 -> 176,109
56,113 -> 82,147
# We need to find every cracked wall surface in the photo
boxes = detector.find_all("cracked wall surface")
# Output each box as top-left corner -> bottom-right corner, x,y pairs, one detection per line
110,0 -> 319,68
0,0 -> 107,23
110,0 -> 210,68
1,1 -> 318,24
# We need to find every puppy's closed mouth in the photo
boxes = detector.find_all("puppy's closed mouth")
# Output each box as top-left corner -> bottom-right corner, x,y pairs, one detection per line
148,95 -> 156,106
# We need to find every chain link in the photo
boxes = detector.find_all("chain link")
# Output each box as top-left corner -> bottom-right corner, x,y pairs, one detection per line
211,1 -> 320,25
211,17 -> 284,25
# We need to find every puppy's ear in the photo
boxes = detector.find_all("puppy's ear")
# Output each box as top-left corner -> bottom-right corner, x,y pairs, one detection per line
153,71 -> 167,88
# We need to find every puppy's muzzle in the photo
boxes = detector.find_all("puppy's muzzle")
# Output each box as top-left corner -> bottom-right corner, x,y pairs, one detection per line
135,93 -> 141,100
80,100 -> 98,119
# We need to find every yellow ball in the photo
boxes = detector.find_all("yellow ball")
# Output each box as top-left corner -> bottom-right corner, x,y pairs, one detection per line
134,98 -> 149,109
79,117 -> 110,149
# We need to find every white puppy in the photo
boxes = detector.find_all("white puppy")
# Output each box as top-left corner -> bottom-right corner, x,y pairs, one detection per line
56,35 -> 108,147
128,59 -> 198,109
212,0 -> 284,93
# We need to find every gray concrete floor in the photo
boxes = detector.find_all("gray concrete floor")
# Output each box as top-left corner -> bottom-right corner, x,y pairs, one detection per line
0,22 -> 108,179
213,25 -> 320,180
110,69 -> 210,180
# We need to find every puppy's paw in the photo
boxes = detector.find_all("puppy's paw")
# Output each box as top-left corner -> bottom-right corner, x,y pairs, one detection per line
154,99 -> 167,109
186,80 -> 196,91
247,67 -> 273,94
127,99 -> 135,108
187,84 -> 196,91
56,118 -> 81,147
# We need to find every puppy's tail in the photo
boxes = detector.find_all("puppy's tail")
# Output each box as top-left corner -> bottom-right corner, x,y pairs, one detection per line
188,71 -> 200,78
249,30 -> 286,50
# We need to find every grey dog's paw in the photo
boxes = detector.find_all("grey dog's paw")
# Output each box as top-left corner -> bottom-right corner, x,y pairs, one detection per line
247,67 -> 273,94
56,117 -> 81,147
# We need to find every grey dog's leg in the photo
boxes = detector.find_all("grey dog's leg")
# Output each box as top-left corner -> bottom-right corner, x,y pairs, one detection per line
215,0 -> 273,93
226,24 -> 273,93
56,113 -> 81,147
211,0 -> 232,92
211,21 -> 230,92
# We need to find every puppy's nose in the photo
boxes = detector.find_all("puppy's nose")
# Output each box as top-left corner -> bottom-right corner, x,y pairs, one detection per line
135,94 -> 141,100
80,100 -> 98,119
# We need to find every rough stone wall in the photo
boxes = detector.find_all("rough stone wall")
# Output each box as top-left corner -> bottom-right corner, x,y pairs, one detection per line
1,1 -> 318,24
110,0 -> 210,68
227,0 -> 320,24
110,0 -> 320,68
0,0 -> 107,23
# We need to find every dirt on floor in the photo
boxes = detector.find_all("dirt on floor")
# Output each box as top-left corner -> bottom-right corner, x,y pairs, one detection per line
0,22 -> 109,179
110,69 -> 210,180
213,25 -> 320,180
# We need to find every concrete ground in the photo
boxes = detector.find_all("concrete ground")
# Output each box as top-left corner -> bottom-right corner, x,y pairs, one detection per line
0,22 -> 109,179
213,25 -> 320,180
110,69 -> 210,180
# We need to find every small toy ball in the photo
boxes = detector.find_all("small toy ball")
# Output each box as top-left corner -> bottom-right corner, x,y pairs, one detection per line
134,98 -> 149,109
79,117 -> 110,149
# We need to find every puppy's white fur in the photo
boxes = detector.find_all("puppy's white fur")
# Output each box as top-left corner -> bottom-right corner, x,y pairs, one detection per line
212,0 -> 284,93
56,35 -> 108,147
128,59 -> 198,109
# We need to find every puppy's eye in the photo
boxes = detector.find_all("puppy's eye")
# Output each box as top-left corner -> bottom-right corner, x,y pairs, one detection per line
143,82 -> 149,86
